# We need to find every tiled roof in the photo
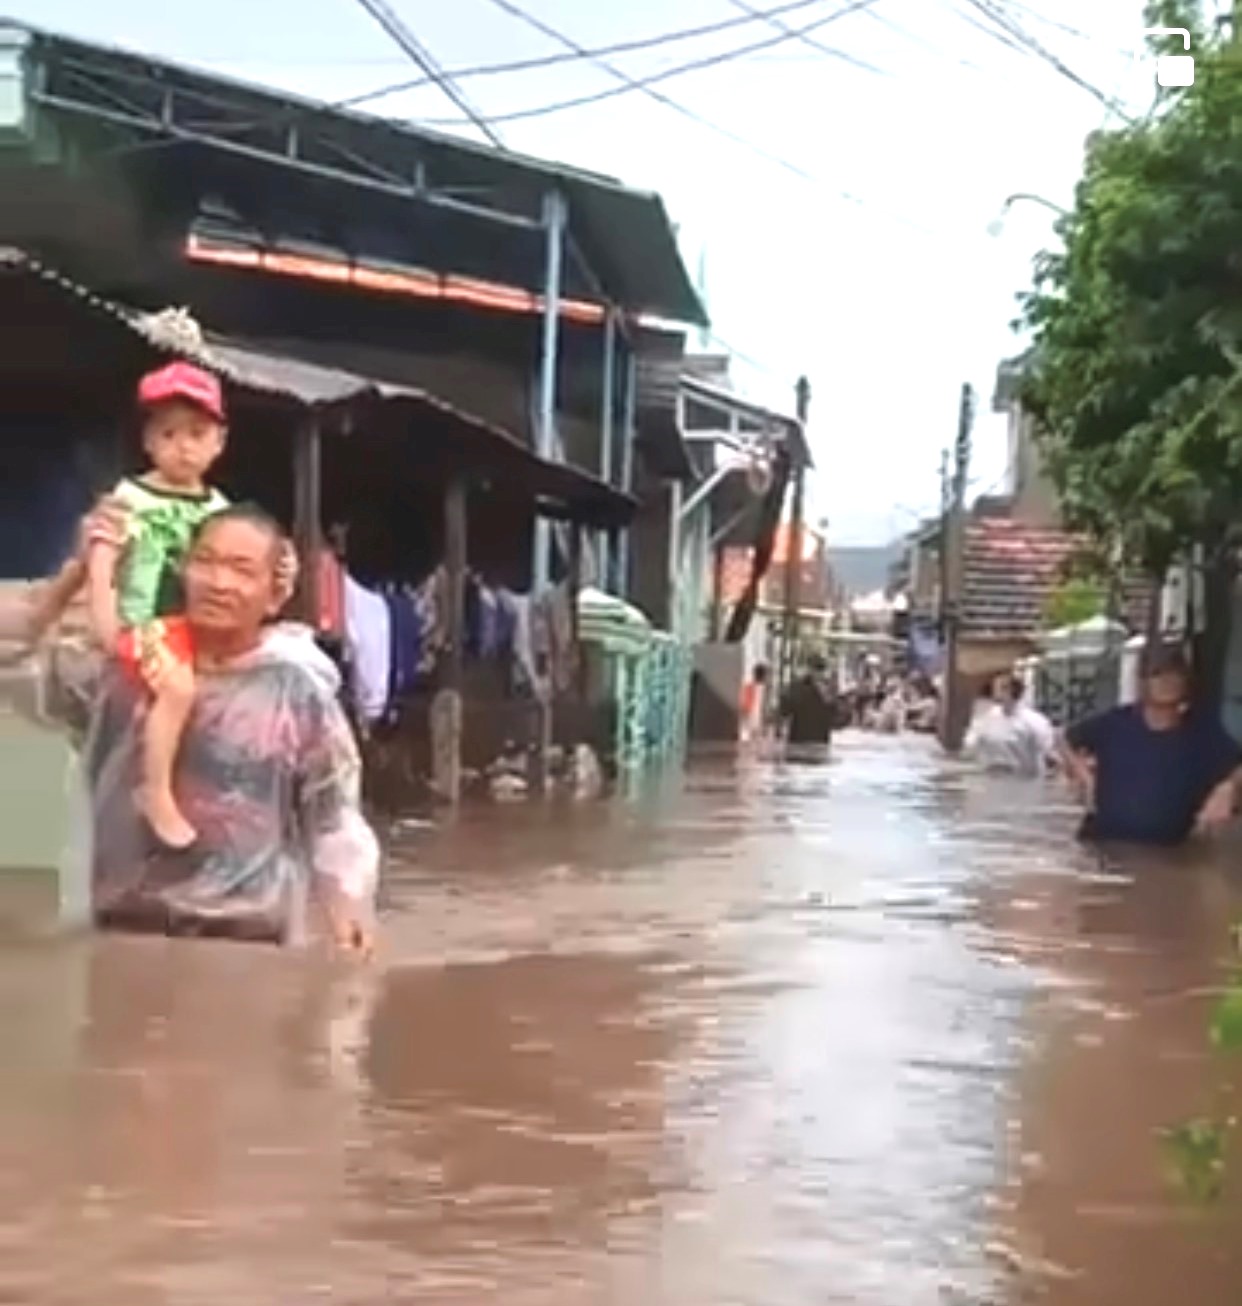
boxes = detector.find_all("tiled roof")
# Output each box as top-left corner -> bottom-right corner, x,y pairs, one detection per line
961,518 -> 1148,639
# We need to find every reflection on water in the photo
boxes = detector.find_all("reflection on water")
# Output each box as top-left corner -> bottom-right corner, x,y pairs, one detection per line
0,734 -> 1239,1303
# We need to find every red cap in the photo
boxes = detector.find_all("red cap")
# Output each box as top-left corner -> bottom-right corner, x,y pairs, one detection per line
137,361 -> 225,421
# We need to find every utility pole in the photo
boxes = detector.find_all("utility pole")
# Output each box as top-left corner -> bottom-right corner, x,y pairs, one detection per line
940,383 -> 974,753
780,376 -> 811,695
937,445 -> 950,624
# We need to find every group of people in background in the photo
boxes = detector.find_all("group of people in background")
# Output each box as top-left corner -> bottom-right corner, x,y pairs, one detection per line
747,640 -> 1242,851
741,654 -> 938,750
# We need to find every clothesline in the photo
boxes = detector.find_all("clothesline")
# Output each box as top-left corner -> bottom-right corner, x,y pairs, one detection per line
323,552 -> 575,725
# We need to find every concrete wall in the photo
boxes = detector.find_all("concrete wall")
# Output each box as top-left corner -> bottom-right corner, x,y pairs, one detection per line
627,470 -> 673,629
1006,407 -> 1060,527
0,683 -> 90,932
689,642 -> 745,743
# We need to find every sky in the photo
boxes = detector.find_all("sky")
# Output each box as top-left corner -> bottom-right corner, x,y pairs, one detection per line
4,0 -> 1191,542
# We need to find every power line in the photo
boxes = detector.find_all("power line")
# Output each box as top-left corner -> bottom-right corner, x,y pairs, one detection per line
431,0 -> 887,128
112,0 -> 843,150
333,0 -> 837,112
457,0 -> 958,239
947,0 -> 1032,58
726,0 -> 890,77
351,0 -> 504,145
706,330 -> 797,385
181,3 -> 829,73
457,0 -> 951,238
863,7 -> 987,73
95,0 -> 946,239
991,0 -> 1109,46
956,0 -> 1133,118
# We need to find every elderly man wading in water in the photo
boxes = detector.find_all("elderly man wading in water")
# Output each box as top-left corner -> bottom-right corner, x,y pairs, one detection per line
1,502 -> 378,950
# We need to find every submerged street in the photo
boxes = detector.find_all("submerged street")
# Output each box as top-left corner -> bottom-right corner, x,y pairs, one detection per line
1,734 -> 1241,1304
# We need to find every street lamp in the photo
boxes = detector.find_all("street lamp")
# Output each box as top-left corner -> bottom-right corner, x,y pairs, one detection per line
988,191 -> 1070,237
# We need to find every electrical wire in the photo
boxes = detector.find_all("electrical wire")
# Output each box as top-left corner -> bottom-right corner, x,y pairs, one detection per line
429,0 -> 886,128
328,0 -> 838,112
705,330 -> 798,385
990,0 -> 1111,46
453,0 -> 960,238
726,0 -> 890,76
946,0 -> 1032,58
956,0 -> 1133,118
351,0 -> 503,145
89,0 -> 947,240
104,0 -> 843,154
862,7 -> 987,73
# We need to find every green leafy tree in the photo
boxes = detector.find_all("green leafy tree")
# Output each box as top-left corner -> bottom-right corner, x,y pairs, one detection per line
1019,1 -> 1242,696
1043,576 -> 1106,630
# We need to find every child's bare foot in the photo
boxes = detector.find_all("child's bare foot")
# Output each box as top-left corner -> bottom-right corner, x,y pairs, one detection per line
140,788 -> 197,851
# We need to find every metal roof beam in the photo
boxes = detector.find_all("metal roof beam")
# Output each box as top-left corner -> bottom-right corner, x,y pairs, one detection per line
28,83 -> 541,233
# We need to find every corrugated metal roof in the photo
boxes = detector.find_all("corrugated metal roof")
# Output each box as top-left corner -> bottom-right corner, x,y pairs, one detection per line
0,247 -> 636,528
13,21 -> 706,327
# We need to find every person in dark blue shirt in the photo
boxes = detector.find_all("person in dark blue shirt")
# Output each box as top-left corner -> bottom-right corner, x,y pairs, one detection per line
1061,646 -> 1242,846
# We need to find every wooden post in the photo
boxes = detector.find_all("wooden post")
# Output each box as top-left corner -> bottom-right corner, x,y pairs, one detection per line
779,377 -> 811,695
433,476 -> 467,804
569,523 -> 586,772
291,416 -> 322,623
598,310 -> 617,583
940,384 -> 975,753
710,542 -> 726,640
569,522 -> 583,648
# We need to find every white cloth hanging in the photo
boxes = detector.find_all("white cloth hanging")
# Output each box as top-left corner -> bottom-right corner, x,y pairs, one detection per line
343,575 -> 392,723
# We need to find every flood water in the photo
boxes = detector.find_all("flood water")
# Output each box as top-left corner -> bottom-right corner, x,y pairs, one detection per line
1,733 -> 1242,1304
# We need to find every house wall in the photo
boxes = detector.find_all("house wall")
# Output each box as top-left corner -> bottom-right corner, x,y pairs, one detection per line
0,411 -> 122,579
627,470 -> 674,630
1006,407 -> 1060,526
675,501 -> 712,645
689,642 -> 745,742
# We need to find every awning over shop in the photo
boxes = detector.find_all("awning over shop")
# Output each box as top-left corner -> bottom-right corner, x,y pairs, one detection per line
0,247 -> 636,529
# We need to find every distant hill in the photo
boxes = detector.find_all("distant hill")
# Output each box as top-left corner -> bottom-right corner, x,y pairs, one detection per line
828,544 -> 902,598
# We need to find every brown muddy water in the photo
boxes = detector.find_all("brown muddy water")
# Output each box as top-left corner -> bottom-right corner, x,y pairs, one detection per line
1,733 -> 1241,1304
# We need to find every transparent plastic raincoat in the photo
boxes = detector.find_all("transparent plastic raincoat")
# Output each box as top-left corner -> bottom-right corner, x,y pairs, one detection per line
29,623 -> 379,943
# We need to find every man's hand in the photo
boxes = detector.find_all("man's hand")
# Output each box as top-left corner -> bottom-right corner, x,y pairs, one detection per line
322,889 -> 375,959
1065,753 -> 1096,809
79,496 -> 129,559
1195,780 -> 1236,835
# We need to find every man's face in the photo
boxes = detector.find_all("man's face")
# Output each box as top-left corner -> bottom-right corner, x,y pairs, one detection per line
184,517 -> 281,636
994,675 -> 1018,709
1143,668 -> 1188,714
